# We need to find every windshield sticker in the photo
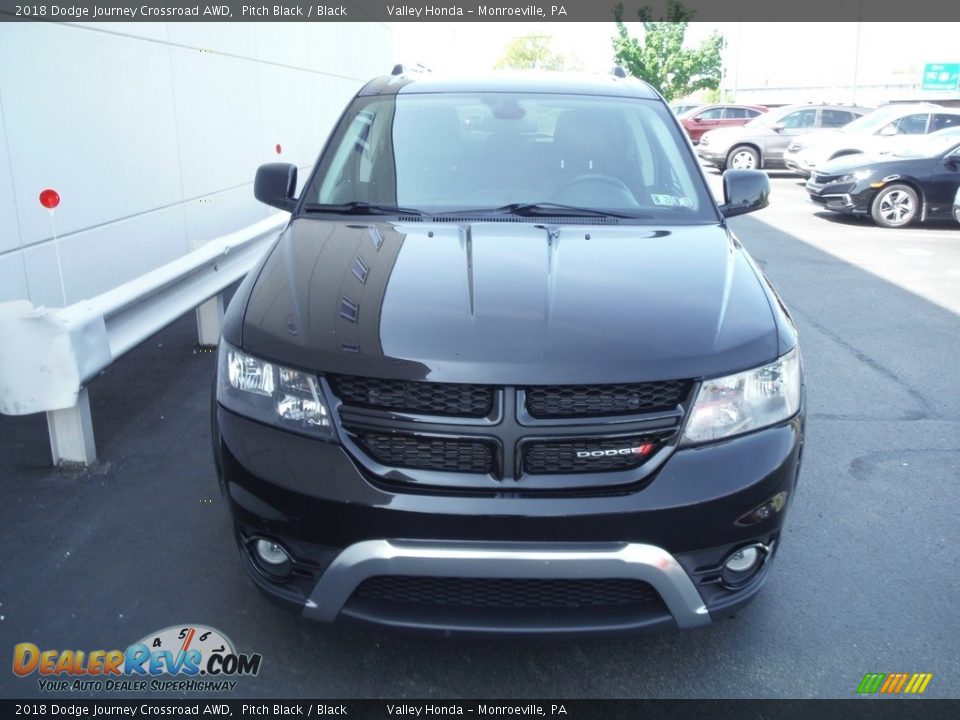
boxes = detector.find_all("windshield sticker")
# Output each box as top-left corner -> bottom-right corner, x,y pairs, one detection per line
651,194 -> 692,208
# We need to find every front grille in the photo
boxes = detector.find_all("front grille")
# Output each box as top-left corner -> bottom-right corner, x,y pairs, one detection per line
329,375 -> 493,417
353,576 -> 661,609
524,381 -> 690,419
523,436 -> 657,475
813,173 -> 839,185
354,432 -> 494,474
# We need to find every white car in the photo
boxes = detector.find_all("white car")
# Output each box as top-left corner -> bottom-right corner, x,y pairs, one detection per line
784,104 -> 960,178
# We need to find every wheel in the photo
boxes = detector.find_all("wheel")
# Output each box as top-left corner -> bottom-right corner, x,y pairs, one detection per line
871,184 -> 918,228
726,145 -> 760,171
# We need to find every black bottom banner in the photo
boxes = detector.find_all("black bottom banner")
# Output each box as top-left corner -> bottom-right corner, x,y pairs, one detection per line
1,700 -> 957,720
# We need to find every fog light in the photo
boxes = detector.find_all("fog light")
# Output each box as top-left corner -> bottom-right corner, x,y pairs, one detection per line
249,538 -> 293,581
255,539 -> 290,565
725,547 -> 759,573
721,543 -> 769,587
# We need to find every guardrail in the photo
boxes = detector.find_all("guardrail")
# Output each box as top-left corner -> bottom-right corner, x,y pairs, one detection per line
0,213 -> 288,466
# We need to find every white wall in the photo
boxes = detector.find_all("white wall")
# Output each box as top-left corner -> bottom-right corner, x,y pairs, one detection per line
0,21 -> 394,307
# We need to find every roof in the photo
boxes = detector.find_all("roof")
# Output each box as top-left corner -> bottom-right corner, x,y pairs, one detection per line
358,70 -> 661,100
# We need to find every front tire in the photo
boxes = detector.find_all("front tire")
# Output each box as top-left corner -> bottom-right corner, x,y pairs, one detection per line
871,184 -> 918,228
726,145 -> 760,171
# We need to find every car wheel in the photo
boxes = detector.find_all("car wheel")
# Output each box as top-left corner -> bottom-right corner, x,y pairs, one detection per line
726,146 -> 760,171
871,184 -> 918,228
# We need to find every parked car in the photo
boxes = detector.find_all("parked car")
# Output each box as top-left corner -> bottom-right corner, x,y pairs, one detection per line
806,127 -> 960,227
697,104 -> 871,171
212,69 -> 805,635
679,103 -> 768,144
784,104 -> 960,178
671,102 -> 702,116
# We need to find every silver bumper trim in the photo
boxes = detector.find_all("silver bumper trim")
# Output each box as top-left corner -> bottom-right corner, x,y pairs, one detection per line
302,539 -> 711,629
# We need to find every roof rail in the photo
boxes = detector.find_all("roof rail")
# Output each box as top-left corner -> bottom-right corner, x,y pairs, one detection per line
391,63 -> 431,76
610,65 -> 628,79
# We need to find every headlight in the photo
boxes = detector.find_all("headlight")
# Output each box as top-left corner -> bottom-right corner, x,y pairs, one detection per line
681,347 -> 801,445
216,341 -> 334,439
787,142 -> 805,152
836,169 -> 873,184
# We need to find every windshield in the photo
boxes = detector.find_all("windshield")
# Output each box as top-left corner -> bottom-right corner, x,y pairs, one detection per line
840,107 -> 915,135
889,129 -> 960,158
304,92 -> 717,222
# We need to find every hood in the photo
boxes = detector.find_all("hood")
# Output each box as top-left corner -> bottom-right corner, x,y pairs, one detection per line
818,153 -> 902,174
240,219 -> 780,384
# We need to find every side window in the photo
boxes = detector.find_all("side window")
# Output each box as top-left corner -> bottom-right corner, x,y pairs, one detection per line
695,107 -> 724,120
821,110 -> 854,128
889,114 -> 929,135
723,107 -> 748,119
779,109 -> 818,129
316,109 -> 384,203
931,114 -> 960,132
745,109 -> 763,118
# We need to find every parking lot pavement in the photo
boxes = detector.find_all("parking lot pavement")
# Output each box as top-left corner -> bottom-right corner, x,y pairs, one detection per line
2,172 -> 958,700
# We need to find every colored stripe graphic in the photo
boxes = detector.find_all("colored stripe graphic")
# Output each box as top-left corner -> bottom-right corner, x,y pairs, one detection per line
858,673 -> 932,694
857,673 -> 886,693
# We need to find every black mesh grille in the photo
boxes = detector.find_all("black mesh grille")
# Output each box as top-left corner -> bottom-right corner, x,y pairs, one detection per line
524,436 -> 658,475
353,576 -> 661,608
354,432 -> 494,474
329,375 -> 494,417
524,381 -> 690,419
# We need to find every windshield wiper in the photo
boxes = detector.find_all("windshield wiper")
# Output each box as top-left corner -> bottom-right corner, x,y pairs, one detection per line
302,201 -> 426,216
435,202 -> 645,219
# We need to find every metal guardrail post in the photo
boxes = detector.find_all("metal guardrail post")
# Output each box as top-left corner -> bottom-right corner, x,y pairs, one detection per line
45,387 -> 95,466
196,292 -> 225,347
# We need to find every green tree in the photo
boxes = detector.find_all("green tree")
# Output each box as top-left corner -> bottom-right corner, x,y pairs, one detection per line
612,1 -> 724,102
495,34 -> 580,71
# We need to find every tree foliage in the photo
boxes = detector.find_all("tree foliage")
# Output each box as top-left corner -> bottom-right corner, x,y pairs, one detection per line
495,34 -> 580,71
612,1 -> 724,102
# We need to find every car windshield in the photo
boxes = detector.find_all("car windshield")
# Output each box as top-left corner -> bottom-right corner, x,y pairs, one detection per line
742,107 -> 792,129
840,107 -> 919,135
888,129 -> 960,158
304,92 -> 717,222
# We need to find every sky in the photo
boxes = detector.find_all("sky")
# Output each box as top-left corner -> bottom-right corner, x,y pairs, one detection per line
394,22 -> 960,103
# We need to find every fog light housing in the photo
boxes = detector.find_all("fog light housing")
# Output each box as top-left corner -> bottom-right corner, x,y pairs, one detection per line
721,543 -> 769,587
736,491 -> 788,526
725,547 -> 759,573
251,538 -> 292,579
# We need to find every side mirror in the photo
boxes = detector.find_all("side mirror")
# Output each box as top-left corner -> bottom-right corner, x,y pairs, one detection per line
878,125 -> 898,137
254,163 -> 297,211
694,116 -> 703,123
770,123 -> 784,132
719,169 -> 770,218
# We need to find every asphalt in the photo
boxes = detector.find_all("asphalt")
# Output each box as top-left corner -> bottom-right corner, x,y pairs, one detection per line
1,171 -> 959,700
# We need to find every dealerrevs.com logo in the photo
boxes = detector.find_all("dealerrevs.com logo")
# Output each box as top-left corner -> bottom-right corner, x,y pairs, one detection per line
13,625 -> 262,693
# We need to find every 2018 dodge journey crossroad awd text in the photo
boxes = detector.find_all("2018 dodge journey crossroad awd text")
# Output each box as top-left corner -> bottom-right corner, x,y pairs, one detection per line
211,68 -> 805,635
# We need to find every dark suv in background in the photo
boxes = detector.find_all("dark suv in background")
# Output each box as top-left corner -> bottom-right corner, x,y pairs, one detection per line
212,69 -> 805,635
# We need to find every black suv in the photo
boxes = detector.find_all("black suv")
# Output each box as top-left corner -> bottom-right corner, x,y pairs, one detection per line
212,69 -> 804,635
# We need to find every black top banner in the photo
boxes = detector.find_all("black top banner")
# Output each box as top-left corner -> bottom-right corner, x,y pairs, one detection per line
2,0 -> 960,21
1,700 -> 959,720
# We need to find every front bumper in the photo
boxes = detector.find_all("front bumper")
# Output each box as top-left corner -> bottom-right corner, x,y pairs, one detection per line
215,406 -> 803,634
696,146 -> 728,166
806,179 -> 870,214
